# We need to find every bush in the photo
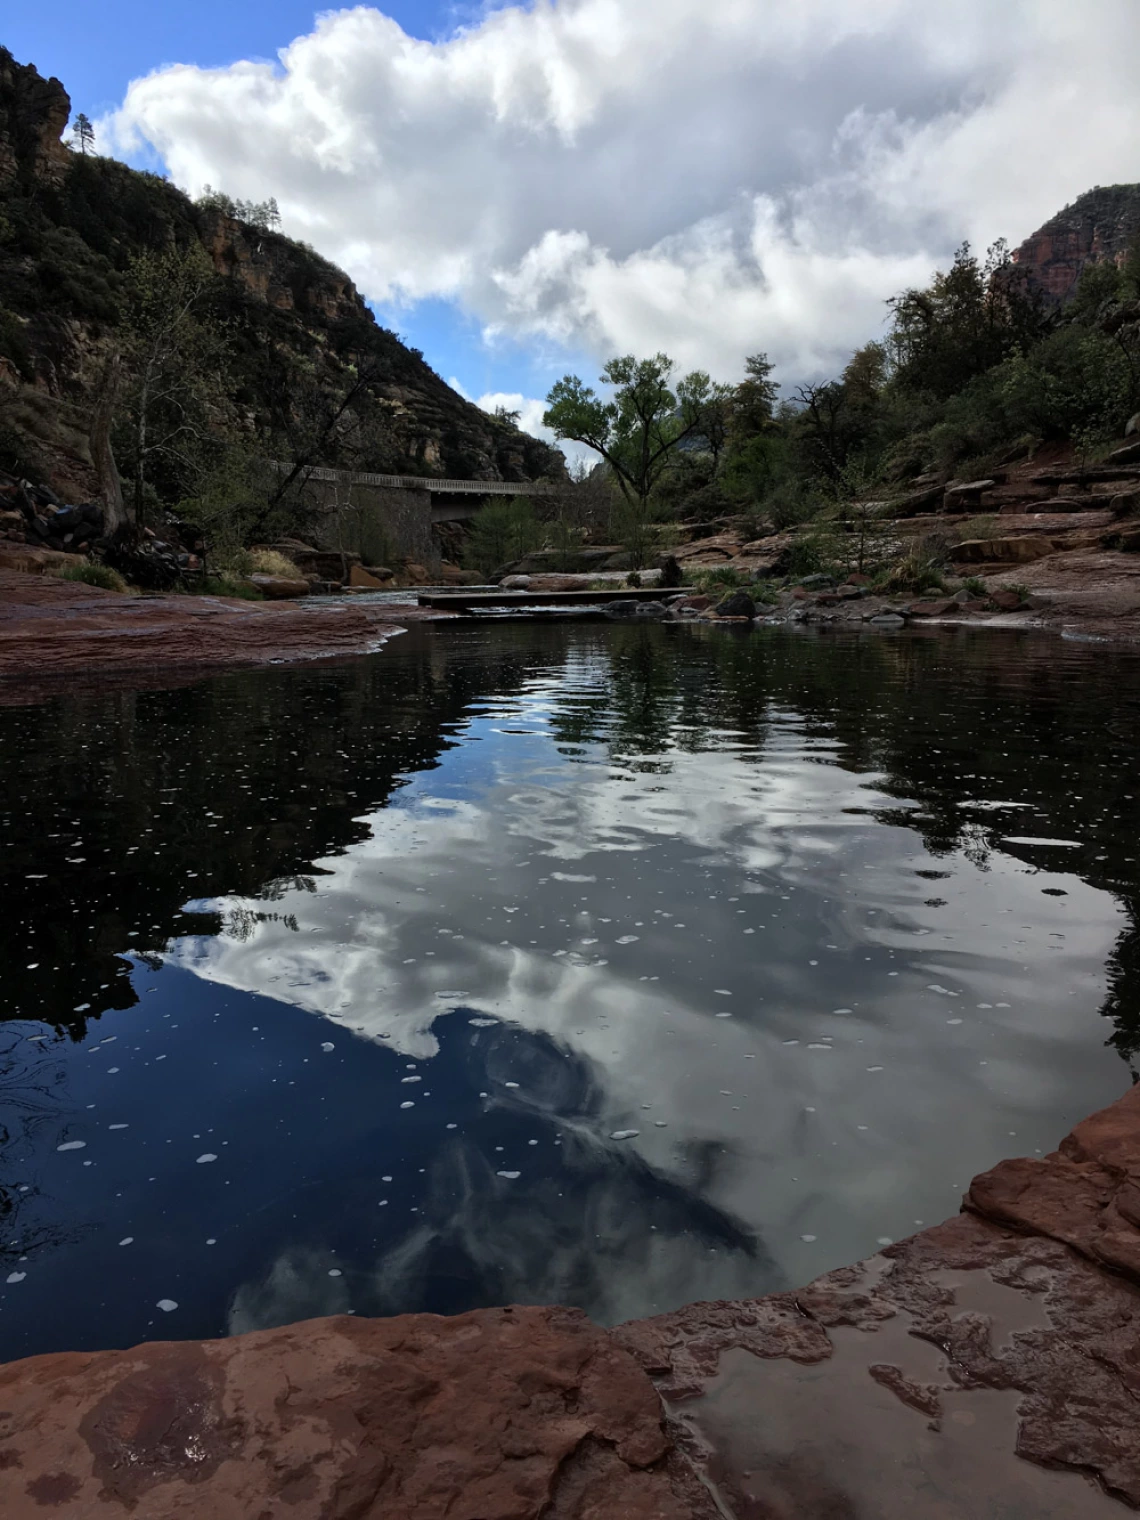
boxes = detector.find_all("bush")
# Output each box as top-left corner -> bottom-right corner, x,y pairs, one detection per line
198,573 -> 264,599
250,548 -> 302,579
55,562 -> 131,593
690,565 -> 749,593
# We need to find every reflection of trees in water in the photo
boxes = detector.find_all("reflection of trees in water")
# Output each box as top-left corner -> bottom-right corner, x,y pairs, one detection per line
3,621 -> 1139,1065
229,1019 -> 770,1332
0,1029 -> 85,1267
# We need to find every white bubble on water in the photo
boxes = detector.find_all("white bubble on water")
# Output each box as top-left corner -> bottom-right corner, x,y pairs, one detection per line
320,1042 -> 335,1052
156,1299 -> 178,1312
328,1269 -> 342,1277
196,1154 -> 217,1164
119,1237 -> 134,1246
615,935 -> 639,944
57,1141 -> 86,1152
108,1124 -> 128,1131
496,1171 -> 521,1179
800,1235 -> 817,1243
7,1272 -> 27,1283
610,1130 -> 640,1141
504,1082 -> 520,1089
401,1076 -> 422,1084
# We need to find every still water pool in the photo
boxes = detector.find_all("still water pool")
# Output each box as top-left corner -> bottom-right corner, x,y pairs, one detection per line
1,622 -> 1138,1358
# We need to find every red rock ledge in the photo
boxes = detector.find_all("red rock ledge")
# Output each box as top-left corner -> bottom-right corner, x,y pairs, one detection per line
0,570 -> 429,688
2,1086 -> 1139,1518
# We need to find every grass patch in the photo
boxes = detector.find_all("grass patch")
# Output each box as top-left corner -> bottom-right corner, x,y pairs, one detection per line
55,562 -> 131,593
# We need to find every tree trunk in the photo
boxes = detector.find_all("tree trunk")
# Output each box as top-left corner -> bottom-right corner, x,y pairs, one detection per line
89,351 -> 126,535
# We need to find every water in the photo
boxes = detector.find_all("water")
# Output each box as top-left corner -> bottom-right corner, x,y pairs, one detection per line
1,621 -> 1138,1360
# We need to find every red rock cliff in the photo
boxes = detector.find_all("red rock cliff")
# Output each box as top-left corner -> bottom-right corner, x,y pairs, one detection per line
1012,183 -> 1140,304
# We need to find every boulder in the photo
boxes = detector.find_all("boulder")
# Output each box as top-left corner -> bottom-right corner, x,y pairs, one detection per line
0,546 -> 78,574
943,479 -> 995,510
248,574 -> 309,600
869,612 -> 906,628
500,574 -> 531,590
714,590 -> 757,619
403,562 -> 430,584
602,599 -> 667,621
904,598 -> 958,617
1109,439 -> 1140,465
1110,488 -> 1140,518
1127,412 -> 1140,437
990,587 -> 1028,611
953,536 -> 1061,565
348,564 -> 392,589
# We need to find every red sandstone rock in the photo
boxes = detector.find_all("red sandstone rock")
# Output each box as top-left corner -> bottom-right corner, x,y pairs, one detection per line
0,569 -> 425,685
0,1307 -> 697,1520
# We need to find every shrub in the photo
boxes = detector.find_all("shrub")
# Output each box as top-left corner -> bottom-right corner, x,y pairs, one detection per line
250,548 -> 302,579
691,565 -> 749,593
462,497 -> 541,577
55,562 -> 131,593
198,574 -> 264,599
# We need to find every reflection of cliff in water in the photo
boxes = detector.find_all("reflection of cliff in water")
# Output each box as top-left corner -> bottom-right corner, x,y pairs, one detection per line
228,1018 -> 768,1331
2,621 -> 1139,1063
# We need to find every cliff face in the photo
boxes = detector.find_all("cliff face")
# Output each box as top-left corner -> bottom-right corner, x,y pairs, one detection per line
1012,184 -> 1140,304
0,49 -> 564,500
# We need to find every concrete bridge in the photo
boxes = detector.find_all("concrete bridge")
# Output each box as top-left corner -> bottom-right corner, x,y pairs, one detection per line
273,464 -> 560,567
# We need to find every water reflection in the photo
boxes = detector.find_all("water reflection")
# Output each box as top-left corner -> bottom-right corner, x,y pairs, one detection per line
1,623 -> 1139,1356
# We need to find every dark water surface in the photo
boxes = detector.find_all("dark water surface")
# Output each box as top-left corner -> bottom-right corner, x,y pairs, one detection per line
1,622 -> 1139,1359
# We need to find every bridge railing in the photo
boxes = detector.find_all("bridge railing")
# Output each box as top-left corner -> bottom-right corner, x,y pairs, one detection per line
271,462 -> 559,496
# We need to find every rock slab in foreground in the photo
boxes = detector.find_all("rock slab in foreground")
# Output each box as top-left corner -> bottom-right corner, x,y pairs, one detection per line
0,1305 -> 702,1519
3,1087 -> 1140,1516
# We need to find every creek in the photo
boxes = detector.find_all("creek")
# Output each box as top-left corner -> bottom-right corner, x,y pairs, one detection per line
1,621 -> 1138,1357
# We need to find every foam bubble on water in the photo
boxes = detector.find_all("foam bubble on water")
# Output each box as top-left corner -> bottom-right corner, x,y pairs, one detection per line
496,1171 -> 521,1179
877,1236 -> 893,1245
947,1018 -> 963,1025
196,1153 -> 218,1164
108,1124 -> 128,1130
833,1008 -> 853,1015
328,1269 -> 343,1277
400,1101 -> 415,1109
610,1130 -> 640,1140
926,984 -> 959,997
867,1065 -> 884,1072
156,1299 -> 178,1312
504,1081 -> 520,1089
382,1175 -> 392,1182
119,1237 -> 133,1246
320,1042 -> 335,1052
714,989 -> 732,995
715,1011 -> 732,1018
446,1123 -> 458,1129
57,1141 -> 86,1152
401,1076 -> 422,1084
807,1043 -> 831,1051
800,1234 -> 817,1243
615,935 -> 639,944
7,1272 -> 27,1283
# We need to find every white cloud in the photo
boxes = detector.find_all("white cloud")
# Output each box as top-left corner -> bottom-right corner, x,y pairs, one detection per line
474,389 -> 598,470
103,0 -> 1140,387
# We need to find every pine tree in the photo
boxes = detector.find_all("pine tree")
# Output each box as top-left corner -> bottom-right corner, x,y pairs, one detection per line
72,113 -> 95,155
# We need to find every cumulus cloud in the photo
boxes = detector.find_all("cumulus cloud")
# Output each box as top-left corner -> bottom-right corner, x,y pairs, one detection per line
103,0 -> 1140,384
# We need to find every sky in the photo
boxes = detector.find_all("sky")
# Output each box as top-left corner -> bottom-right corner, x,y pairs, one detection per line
8,2 -> 1140,453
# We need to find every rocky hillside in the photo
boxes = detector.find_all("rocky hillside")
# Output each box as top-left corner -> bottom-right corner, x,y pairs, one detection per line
0,49 -> 564,501
1012,183 -> 1140,304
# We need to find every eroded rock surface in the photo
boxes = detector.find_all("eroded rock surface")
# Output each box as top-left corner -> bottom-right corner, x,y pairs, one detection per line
0,570 -> 424,688
0,1307 -> 703,1519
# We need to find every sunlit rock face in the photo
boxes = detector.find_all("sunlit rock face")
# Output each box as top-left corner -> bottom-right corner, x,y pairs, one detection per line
1012,183 -> 1140,303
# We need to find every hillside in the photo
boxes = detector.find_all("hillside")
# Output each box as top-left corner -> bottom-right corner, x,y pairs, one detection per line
1012,183 -> 1140,304
0,49 -> 564,506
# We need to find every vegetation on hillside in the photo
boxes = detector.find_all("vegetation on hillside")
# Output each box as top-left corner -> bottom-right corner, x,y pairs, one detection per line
539,237 -> 1140,569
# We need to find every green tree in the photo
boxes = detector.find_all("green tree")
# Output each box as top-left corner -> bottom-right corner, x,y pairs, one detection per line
116,243 -> 228,523
543,354 -> 712,565
71,113 -> 95,156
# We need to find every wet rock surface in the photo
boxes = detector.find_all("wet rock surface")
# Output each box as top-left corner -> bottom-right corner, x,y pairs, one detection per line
0,570 -> 421,686
2,1086 -> 1140,1515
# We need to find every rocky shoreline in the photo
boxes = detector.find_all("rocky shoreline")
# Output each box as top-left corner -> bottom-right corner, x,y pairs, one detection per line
0,569 -> 441,694
1,1083 -> 1138,1517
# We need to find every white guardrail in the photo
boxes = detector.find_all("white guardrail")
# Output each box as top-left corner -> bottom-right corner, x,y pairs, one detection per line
272,463 -> 558,496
